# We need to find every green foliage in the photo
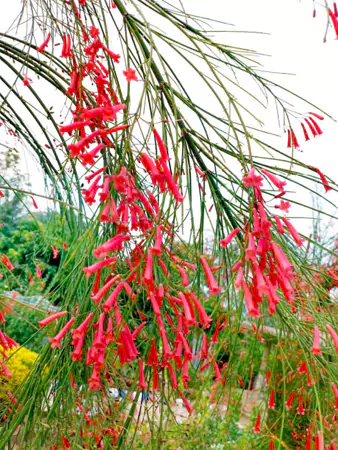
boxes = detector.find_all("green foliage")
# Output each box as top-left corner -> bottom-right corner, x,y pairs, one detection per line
3,304 -> 46,352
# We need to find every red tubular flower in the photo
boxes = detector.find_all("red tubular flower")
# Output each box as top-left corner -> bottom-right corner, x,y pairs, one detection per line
291,130 -> 300,148
139,152 -> 160,185
138,359 -> 147,390
310,166 -> 332,193
326,324 -> 338,354
37,33 -> 51,53
311,326 -> 322,355
158,158 -> 184,203
143,249 -> 154,291
93,234 -> 130,258
315,431 -> 324,450
166,362 -> 178,388
269,440 -> 275,450
260,169 -> 287,192
301,122 -> 310,141
274,216 -> 285,234
304,118 -> 318,137
152,225 -> 163,255
83,257 -> 116,278
133,321 -> 146,338
309,117 -> 323,135
200,256 -> 221,296
177,266 -> 189,286
38,311 -> 68,327
271,242 -> 293,274
297,361 -> 308,374
188,291 -> 212,328
147,338 -> 159,366
245,233 -> 257,262
242,281 -> 261,317
297,394 -> 305,415
102,282 -> 124,313
331,382 -> 338,410
282,218 -> 304,247
268,388 -> 275,409
219,227 -> 240,248
253,413 -> 261,434
49,318 -> 75,349
265,369 -> 271,386
178,390 -> 193,414
309,112 -> 324,120
153,129 -> 170,161
79,144 -> 105,166
23,74 -> 32,86
329,9 -> 338,38
1,254 -> 14,271
61,34 -> 71,58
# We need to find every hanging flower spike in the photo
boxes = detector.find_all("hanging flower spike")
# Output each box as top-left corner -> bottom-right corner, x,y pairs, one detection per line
304,118 -> 318,137
311,326 -> 322,355
37,33 -> 51,53
38,311 -> 68,327
219,227 -> 240,248
200,255 -> 221,296
309,166 -> 332,193
326,324 -> 338,354
242,167 -> 263,188
123,68 -> 138,82
253,413 -> 261,434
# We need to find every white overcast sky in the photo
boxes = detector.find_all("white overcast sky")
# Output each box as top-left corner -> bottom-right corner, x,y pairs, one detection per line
1,0 -> 337,236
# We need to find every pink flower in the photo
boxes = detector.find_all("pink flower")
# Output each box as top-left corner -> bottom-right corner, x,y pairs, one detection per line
275,200 -> 291,213
242,168 -> 263,188
123,68 -> 138,82
311,326 -> 321,355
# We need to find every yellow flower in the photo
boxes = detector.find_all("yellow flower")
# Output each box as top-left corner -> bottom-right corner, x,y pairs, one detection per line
0,345 -> 38,403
